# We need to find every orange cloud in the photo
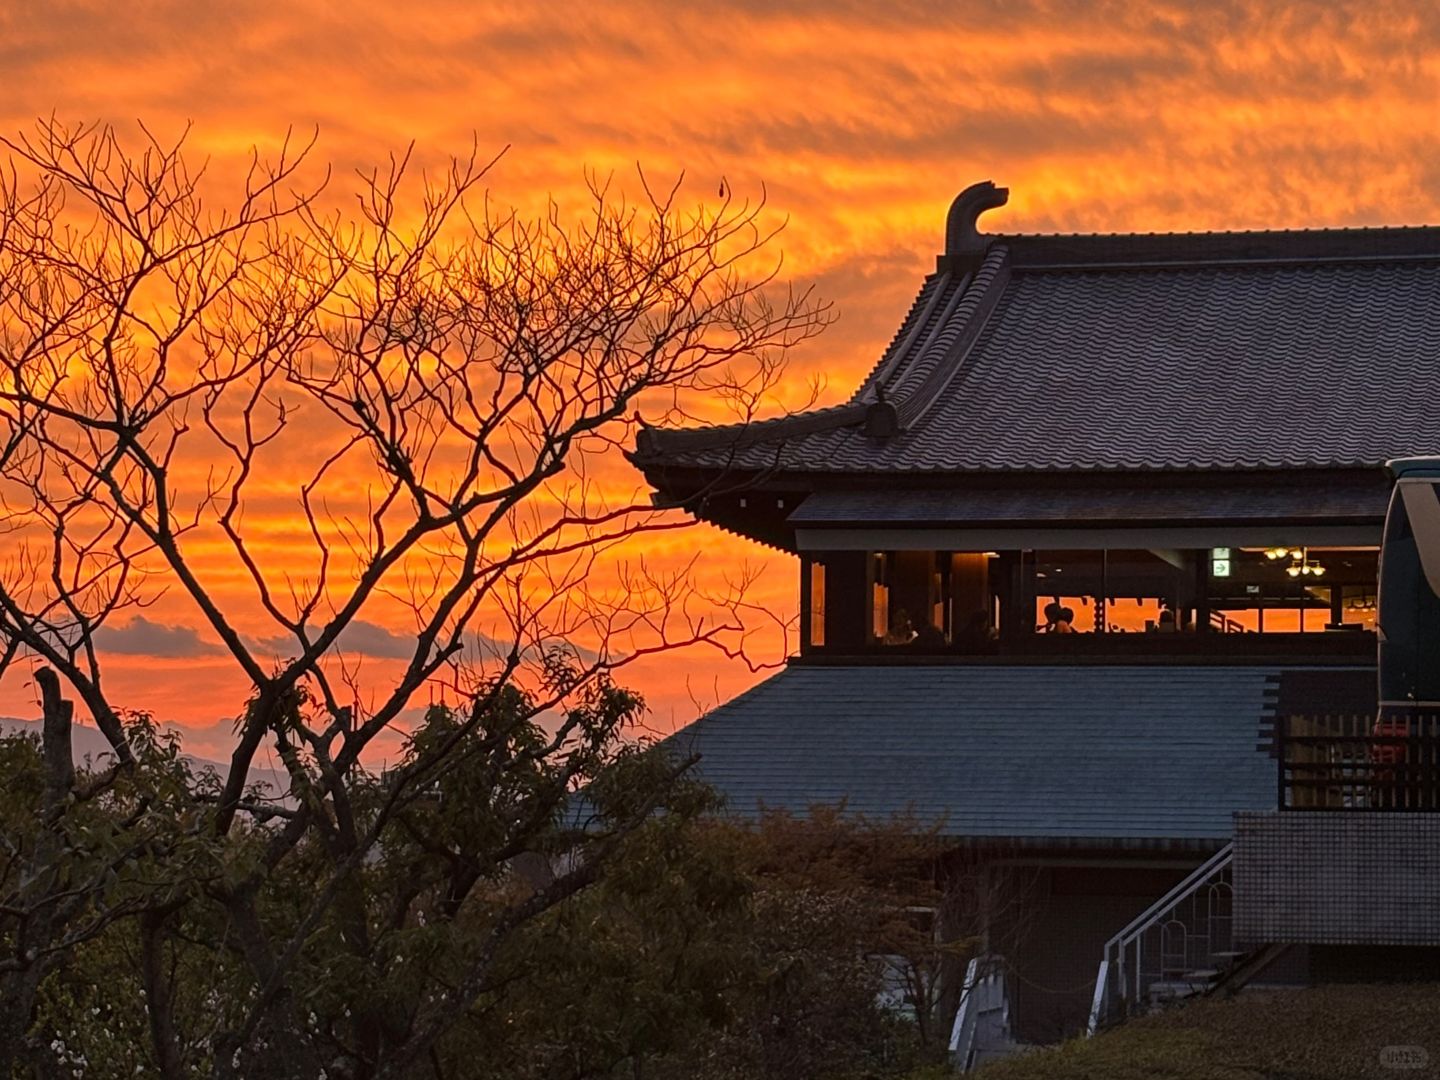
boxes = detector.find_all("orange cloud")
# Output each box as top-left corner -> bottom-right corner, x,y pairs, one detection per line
0,0 -> 1437,734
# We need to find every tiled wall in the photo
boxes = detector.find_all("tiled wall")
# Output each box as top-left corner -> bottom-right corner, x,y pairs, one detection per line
1234,811 -> 1440,946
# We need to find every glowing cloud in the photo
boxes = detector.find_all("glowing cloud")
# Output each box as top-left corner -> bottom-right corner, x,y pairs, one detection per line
1,0 -> 1436,731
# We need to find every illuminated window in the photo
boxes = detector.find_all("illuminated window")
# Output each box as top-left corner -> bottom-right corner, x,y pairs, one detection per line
1207,547 -> 1378,633
872,553 -> 890,642
809,560 -> 826,647
1031,550 -> 1193,634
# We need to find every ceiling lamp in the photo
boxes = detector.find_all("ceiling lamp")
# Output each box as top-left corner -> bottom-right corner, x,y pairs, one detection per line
1285,547 -> 1325,577
1266,546 -> 1304,561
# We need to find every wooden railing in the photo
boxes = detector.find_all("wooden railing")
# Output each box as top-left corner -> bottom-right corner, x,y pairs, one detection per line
1277,713 -> 1440,810
1208,610 -> 1248,634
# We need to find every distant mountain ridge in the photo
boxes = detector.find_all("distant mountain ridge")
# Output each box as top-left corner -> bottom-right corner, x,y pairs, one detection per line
0,716 -> 289,797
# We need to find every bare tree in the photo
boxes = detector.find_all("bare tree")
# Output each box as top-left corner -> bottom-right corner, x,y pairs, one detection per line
0,119 -> 829,1077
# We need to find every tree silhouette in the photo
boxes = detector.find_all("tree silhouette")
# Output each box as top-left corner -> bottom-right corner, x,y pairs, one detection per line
0,119 -> 829,1076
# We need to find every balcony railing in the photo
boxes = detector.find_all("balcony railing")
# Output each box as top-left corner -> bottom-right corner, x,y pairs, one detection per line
1277,713 -> 1440,810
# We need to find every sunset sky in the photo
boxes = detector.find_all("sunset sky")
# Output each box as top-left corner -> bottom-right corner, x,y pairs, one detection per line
2,0 -> 1439,756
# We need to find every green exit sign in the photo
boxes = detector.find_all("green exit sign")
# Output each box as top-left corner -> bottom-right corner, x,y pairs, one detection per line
1211,548 -> 1231,577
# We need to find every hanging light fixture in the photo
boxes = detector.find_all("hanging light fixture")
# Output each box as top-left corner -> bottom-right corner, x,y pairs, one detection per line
1285,547 -> 1325,577
1266,546 -> 1305,561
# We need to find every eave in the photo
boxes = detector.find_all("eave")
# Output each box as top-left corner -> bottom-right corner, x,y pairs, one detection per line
636,465 -> 1392,554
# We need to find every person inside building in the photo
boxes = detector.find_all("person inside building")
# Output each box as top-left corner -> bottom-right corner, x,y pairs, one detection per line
955,610 -> 999,652
884,608 -> 915,645
912,618 -> 947,649
1054,605 -> 1077,634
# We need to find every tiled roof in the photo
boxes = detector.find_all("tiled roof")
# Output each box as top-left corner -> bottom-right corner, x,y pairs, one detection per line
904,262 -> 1440,471
634,190 -> 1440,476
663,664 -> 1326,844
786,481 -> 1390,526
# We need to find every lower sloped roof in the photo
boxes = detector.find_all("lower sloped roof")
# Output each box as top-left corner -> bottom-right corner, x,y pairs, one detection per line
665,664 -> 1359,846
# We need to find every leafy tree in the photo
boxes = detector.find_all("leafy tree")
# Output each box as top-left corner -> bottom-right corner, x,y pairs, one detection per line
8,687 -> 1005,1080
14,669 -> 715,1078
430,806 -> 1003,1080
669,807 -> 979,1079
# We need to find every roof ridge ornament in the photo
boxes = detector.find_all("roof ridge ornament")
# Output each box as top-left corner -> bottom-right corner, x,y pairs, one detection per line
944,180 -> 1009,269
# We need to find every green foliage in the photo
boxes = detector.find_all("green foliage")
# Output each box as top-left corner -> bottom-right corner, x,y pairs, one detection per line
433,807 -> 961,1080
11,713 -> 234,1077
4,684 -> 964,1079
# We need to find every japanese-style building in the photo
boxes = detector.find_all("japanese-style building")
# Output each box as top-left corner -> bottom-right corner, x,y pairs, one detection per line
628,183 -> 1440,1054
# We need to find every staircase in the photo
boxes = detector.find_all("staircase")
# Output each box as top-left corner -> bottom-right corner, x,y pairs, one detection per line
1086,844 -> 1230,1031
1087,846 -> 1296,1033
949,954 -> 1019,1071
1209,610 -> 1249,633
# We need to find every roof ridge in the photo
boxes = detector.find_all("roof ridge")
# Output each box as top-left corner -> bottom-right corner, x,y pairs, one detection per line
1004,223 -> 1440,241
849,271 -> 951,404
882,269 -> 973,400
1004,226 -> 1440,271
894,245 -> 1011,431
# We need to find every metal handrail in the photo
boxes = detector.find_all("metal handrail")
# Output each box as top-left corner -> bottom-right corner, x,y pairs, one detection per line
949,956 -> 982,1060
1105,844 -> 1233,952
1086,959 -> 1110,1036
1088,844 -> 1234,1035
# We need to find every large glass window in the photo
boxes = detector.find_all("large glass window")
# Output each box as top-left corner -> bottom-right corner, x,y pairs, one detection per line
866,550 -> 999,651
1032,549 -> 1196,634
1206,547 -> 1378,634
874,550 -> 945,644
799,542 -> 1379,655
947,552 -> 998,649
872,552 -> 891,642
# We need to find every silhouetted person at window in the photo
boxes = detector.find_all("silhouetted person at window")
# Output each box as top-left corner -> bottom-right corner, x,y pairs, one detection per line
1054,605 -> 1076,634
1041,600 -> 1064,633
1157,602 -> 1178,633
912,619 -> 947,649
955,610 -> 999,653
884,608 -> 915,645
